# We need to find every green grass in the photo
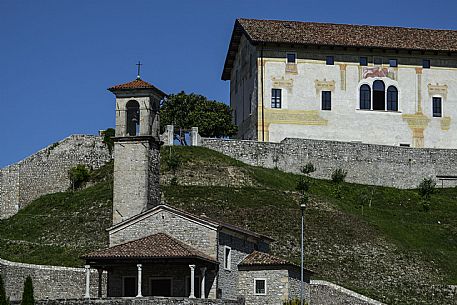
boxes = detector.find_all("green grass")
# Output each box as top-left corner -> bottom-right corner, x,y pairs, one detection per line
1,146 -> 456,304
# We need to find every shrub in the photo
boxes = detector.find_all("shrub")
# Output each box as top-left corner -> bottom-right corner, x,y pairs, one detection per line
0,274 -> 7,305
418,178 -> 436,200
21,276 -> 34,305
331,168 -> 347,184
296,176 -> 310,193
301,162 -> 316,175
68,165 -> 91,190
165,152 -> 182,175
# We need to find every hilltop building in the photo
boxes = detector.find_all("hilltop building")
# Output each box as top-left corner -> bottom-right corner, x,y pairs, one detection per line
81,77 -> 313,305
222,19 -> 457,148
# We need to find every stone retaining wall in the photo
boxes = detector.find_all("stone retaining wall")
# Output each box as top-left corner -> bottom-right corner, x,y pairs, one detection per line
200,137 -> 457,189
10,298 -> 241,305
0,135 -> 111,219
0,258 -> 106,301
310,280 -> 384,305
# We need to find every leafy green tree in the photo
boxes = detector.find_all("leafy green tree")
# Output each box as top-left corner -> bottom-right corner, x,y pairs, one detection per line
331,168 -> 347,199
0,274 -> 8,305
418,177 -> 436,211
21,276 -> 34,305
160,92 -> 237,145
68,165 -> 90,191
102,128 -> 115,155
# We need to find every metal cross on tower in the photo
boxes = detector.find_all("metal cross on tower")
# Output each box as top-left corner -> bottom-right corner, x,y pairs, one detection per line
136,61 -> 142,79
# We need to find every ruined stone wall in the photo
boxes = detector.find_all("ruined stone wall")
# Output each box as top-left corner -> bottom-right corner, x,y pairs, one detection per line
0,258 -> 106,301
310,280 -> 384,305
0,135 -> 111,219
201,137 -> 457,189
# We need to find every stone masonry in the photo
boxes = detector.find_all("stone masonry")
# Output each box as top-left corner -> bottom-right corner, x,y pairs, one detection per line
0,135 -> 111,219
200,137 -> 457,189
10,298 -> 242,305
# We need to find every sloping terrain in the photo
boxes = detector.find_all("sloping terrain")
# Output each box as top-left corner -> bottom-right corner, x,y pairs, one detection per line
0,146 -> 456,304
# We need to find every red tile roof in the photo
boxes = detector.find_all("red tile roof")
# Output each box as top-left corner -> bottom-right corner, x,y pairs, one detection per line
239,251 -> 314,274
108,78 -> 167,97
222,18 -> 457,80
82,233 -> 216,263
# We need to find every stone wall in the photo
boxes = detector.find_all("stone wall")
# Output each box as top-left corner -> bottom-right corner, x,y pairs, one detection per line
11,298 -> 241,305
0,135 -> 111,219
0,258 -> 106,301
310,280 -> 384,305
200,137 -> 457,189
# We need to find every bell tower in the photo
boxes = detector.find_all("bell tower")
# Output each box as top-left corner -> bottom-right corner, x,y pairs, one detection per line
108,75 -> 166,225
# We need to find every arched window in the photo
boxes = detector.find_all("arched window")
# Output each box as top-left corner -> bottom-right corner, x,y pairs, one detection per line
360,84 -> 371,109
387,86 -> 398,111
373,80 -> 385,110
126,100 -> 140,136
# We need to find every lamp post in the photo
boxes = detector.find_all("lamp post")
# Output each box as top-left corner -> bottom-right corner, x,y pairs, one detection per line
300,202 -> 306,305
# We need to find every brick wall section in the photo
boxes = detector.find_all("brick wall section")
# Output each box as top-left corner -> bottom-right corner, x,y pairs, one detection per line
200,138 -> 457,189
0,258 -> 106,301
11,298 -> 242,305
0,135 -> 111,219
310,280 -> 385,305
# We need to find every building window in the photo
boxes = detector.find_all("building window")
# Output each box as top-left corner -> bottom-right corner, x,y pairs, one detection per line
224,246 -> 231,270
326,56 -> 334,65
423,59 -> 431,69
359,57 -> 368,66
433,97 -> 442,117
254,279 -> 267,295
360,84 -> 371,110
321,91 -> 331,110
389,59 -> 398,67
271,89 -> 282,108
374,57 -> 383,65
286,53 -> 296,63
387,86 -> 398,111
373,80 -> 386,110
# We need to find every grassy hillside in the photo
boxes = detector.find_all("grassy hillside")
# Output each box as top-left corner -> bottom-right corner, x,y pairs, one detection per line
1,146 -> 456,304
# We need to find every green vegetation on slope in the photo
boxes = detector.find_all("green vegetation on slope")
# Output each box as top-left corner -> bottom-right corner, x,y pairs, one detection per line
0,146 -> 456,305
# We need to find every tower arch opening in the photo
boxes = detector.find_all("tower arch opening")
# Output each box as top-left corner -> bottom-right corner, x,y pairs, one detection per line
126,100 -> 140,136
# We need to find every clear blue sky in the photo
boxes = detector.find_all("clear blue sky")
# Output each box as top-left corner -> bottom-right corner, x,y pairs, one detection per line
1,0 -> 456,167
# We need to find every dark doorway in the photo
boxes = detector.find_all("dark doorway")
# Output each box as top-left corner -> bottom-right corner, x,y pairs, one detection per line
123,277 -> 136,297
373,80 -> 385,110
150,278 -> 172,297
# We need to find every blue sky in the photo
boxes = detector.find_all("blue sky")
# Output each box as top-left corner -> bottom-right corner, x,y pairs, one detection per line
1,0 -> 456,167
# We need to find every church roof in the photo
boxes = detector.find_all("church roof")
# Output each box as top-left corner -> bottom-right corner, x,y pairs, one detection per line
108,78 -> 167,97
82,232 -> 217,263
238,251 -> 314,274
222,18 -> 457,80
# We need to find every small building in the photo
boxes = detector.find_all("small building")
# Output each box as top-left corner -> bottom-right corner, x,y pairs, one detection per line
222,18 -> 457,148
82,204 -> 313,304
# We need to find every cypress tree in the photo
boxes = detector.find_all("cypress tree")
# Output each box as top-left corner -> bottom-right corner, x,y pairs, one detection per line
0,274 -> 8,305
21,276 -> 34,305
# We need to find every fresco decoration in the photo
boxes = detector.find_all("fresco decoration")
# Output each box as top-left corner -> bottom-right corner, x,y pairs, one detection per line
272,76 -> 294,88
362,66 -> 396,80
441,116 -> 451,131
428,83 -> 448,99
314,79 -> 335,96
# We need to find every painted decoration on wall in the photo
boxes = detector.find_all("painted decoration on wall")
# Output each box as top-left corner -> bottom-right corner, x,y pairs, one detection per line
441,117 -> 451,131
362,67 -> 396,80
428,83 -> 448,99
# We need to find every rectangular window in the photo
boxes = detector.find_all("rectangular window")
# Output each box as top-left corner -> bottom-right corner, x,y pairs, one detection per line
433,97 -> 442,117
359,57 -> 368,66
423,59 -> 431,69
322,91 -> 331,110
271,89 -> 282,108
224,246 -> 231,270
254,279 -> 267,295
389,59 -> 398,67
286,53 -> 296,63
374,57 -> 383,65
326,56 -> 334,65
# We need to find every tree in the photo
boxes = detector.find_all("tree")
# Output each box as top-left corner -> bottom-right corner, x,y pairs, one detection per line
0,274 -> 8,305
68,165 -> 90,191
418,177 -> 436,211
160,92 -> 237,145
331,168 -> 347,199
21,276 -> 34,305
102,128 -> 115,155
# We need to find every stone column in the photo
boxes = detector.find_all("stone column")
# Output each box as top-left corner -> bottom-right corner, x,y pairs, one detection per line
189,264 -> 196,298
190,127 -> 200,146
136,264 -> 143,297
200,267 -> 207,299
84,265 -> 91,299
97,269 -> 103,298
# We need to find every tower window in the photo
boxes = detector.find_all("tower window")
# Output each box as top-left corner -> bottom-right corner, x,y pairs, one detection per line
373,80 -> 386,110
271,89 -> 282,108
286,53 -> 296,63
360,84 -> 371,110
423,59 -> 431,69
326,56 -> 334,65
224,246 -> 231,270
126,100 -> 140,136
389,59 -> 398,67
359,57 -> 368,66
387,86 -> 398,111
433,97 -> 442,117
321,91 -> 331,110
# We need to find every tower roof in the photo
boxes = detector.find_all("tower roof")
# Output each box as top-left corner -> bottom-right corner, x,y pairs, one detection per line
108,78 -> 167,97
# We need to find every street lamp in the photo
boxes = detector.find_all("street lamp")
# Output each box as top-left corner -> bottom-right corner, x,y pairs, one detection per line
300,202 -> 306,305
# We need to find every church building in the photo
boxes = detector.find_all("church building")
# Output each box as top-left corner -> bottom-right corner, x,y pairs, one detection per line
222,18 -> 457,148
81,76 -> 313,305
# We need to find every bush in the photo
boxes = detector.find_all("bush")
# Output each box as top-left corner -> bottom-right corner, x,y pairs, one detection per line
102,128 -> 115,155
296,176 -> 310,193
331,168 -> 347,184
418,178 -> 436,200
301,162 -> 316,175
0,274 -> 7,305
21,276 -> 34,305
68,165 -> 91,190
